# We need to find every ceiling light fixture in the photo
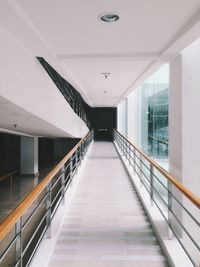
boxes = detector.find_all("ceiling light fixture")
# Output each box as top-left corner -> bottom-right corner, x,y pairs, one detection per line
99,13 -> 119,23
101,72 -> 111,79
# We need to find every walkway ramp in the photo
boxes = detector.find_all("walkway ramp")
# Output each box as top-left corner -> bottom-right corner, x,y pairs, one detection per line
48,142 -> 168,267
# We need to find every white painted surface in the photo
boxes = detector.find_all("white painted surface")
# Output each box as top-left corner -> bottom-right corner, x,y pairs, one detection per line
127,89 -> 140,146
169,55 -> 182,181
0,25 -> 88,138
20,136 -> 38,175
0,0 -> 200,108
169,55 -> 183,236
182,39 -> 200,196
117,99 -> 127,136
182,40 -> 200,266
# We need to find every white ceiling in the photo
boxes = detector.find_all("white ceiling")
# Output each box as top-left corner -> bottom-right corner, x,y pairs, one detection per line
0,96 -> 73,137
1,0 -> 200,108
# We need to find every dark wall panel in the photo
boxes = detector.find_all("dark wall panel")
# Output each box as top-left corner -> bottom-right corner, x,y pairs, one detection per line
86,107 -> 117,141
0,133 -> 20,175
38,138 -> 54,169
38,137 -> 80,170
53,138 -> 80,160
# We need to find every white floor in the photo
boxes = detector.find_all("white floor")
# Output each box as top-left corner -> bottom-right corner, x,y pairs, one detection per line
42,142 -> 169,267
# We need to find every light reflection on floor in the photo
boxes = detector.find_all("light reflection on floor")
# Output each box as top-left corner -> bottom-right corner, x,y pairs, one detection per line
0,162 -> 59,223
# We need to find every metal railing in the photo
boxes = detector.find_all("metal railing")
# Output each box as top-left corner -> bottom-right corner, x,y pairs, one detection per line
37,57 -> 91,128
0,130 -> 93,267
114,129 -> 200,267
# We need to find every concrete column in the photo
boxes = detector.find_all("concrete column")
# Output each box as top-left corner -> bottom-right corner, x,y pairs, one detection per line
127,90 -> 139,145
117,99 -> 127,136
182,41 -> 200,266
20,136 -> 38,175
170,45 -> 200,265
169,54 -> 183,235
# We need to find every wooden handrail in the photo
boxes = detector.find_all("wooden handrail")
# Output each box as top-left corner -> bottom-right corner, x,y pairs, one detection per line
115,129 -> 200,209
0,130 -> 92,241
0,170 -> 17,182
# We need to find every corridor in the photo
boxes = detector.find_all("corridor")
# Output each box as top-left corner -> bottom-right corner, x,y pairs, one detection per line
47,142 -> 168,267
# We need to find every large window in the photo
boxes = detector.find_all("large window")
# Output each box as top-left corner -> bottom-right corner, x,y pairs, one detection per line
126,63 -> 169,168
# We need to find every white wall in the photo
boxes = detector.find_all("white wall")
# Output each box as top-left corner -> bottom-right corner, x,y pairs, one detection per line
127,89 -> 140,145
117,99 -> 127,136
169,44 -> 200,266
181,41 -> 200,266
0,25 -> 88,138
169,55 -> 183,236
182,40 -> 200,196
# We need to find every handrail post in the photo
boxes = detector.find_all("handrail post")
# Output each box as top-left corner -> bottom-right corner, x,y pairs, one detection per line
128,143 -> 131,165
122,137 -> 124,155
121,136 -> 123,153
75,150 -> 78,171
61,166 -> 65,205
125,139 -> 128,160
133,148 -> 136,174
46,182 -> 52,239
140,154 -> 143,187
15,217 -> 22,267
150,164 -> 154,205
70,155 -> 73,186
79,144 -> 82,164
168,182 -> 174,239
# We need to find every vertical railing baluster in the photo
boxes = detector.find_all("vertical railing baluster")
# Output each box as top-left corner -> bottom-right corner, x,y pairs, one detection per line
15,217 -> 22,267
133,148 -> 136,174
46,182 -> 52,239
61,166 -> 65,205
70,155 -> 73,186
150,165 -> 154,205
75,150 -> 78,170
168,182 -> 174,239
140,154 -> 143,187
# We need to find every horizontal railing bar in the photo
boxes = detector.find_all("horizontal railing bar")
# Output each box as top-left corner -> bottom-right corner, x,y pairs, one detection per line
140,169 -> 150,183
169,209 -> 200,251
22,192 -> 48,229
51,188 -> 62,206
22,211 -> 47,256
171,194 -> 200,227
64,162 -> 70,171
0,234 -> 19,263
64,179 -> 71,192
152,195 -> 196,267
51,196 -> 63,220
115,130 -> 200,209
65,173 -> 71,183
25,225 -> 47,267
0,170 -> 18,182
117,132 -> 200,227
0,130 -> 92,241
51,174 -> 62,190
115,131 -> 197,266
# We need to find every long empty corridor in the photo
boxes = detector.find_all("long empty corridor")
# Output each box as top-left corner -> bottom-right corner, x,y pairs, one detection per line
47,142 -> 169,267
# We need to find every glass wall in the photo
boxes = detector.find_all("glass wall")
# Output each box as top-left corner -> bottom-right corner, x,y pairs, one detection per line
125,63 -> 169,168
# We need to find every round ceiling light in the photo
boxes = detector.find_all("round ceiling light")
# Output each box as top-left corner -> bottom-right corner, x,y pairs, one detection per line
99,13 -> 119,23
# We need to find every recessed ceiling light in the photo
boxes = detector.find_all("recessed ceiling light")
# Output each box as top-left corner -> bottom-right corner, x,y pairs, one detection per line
101,72 -> 111,79
99,13 -> 119,23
